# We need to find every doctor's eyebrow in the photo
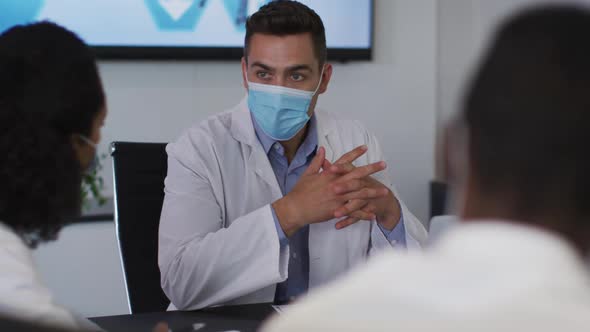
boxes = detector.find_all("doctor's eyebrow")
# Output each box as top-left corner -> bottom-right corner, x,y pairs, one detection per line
250,62 -> 314,73
286,64 -> 313,73
251,62 -> 274,72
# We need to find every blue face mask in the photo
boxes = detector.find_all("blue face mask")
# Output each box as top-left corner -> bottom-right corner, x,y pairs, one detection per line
247,68 -> 324,141
78,134 -> 98,174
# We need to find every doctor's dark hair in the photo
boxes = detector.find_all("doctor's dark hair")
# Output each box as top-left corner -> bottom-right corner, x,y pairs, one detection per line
0,22 -> 105,248
461,6 -> 590,223
244,0 -> 327,66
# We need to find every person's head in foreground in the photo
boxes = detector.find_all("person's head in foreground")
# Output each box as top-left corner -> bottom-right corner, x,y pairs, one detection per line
450,4 -> 590,255
0,21 -> 106,248
262,4 -> 590,332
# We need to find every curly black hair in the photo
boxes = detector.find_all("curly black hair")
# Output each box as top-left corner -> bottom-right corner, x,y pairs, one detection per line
0,22 -> 105,248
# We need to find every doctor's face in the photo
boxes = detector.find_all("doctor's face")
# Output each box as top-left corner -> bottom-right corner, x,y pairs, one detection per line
241,33 -> 332,115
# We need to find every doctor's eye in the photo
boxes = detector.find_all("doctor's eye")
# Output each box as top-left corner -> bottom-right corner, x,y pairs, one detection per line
290,73 -> 305,82
256,71 -> 271,80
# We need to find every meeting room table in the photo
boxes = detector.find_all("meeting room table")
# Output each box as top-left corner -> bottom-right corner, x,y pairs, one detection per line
90,303 -> 277,332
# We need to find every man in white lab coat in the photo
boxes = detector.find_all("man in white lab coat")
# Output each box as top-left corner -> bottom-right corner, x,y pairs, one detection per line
262,5 -> 590,332
158,1 -> 427,310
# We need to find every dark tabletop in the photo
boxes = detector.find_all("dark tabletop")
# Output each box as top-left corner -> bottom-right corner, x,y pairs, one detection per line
90,303 -> 276,332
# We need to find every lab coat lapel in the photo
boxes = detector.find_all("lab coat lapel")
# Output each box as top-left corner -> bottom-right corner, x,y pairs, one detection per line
230,97 -> 283,200
315,110 -> 337,163
309,110 -> 340,285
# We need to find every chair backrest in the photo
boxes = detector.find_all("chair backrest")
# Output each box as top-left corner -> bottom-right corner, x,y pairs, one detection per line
430,180 -> 448,219
111,141 -> 170,313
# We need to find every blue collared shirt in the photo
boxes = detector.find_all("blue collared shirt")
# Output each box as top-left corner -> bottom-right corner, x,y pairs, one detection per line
252,116 -> 406,304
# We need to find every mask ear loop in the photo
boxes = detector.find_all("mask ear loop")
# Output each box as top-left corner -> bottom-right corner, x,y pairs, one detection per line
311,65 -> 326,96
79,135 -> 97,149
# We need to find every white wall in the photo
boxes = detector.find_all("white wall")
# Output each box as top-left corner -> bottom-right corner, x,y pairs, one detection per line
33,222 -> 129,317
435,0 -> 480,178
35,0 -> 438,317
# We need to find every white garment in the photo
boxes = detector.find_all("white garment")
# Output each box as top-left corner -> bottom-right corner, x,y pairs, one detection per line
0,222 -> 97,331
262,221 -> 590,332
158,98 -> 427,310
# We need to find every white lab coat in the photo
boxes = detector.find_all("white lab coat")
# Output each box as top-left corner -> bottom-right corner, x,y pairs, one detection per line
158,98 -> 428,310
0,222 -> 98,331
262,220 -> 590,332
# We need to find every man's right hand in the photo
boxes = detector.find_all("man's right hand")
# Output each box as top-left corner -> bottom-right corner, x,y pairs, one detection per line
272,146 -> 389,237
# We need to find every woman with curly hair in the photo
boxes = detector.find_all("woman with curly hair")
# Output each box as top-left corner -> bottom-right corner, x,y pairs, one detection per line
0,22 -> 106,330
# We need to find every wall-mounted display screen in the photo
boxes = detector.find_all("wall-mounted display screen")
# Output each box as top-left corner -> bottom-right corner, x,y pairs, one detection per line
0,0 -> 373,60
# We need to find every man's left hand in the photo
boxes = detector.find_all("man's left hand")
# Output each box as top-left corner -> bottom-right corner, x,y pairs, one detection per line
323,145 -> 402,230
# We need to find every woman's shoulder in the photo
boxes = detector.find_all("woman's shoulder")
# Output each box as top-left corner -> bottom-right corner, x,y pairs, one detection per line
0,222 -> 32,263
0,222 -> 83,330
0,222 -> 40,302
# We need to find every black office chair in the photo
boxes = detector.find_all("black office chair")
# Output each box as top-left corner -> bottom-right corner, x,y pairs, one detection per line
111,141 -> 170,314
430,180 -> 448,219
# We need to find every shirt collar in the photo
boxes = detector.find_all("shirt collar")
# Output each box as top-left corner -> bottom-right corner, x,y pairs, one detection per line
252,116 -> 318,157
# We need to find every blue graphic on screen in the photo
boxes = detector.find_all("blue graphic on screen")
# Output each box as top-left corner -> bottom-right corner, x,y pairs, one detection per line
0,0 -> 371,49
0,0 -> 45,32
222,0 -> 271,31
145,0 -> 209,31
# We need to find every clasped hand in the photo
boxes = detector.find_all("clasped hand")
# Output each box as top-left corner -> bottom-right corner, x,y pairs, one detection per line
273,145 -> 401,237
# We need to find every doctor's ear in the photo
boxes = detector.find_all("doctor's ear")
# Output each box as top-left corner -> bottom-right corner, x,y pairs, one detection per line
318,63 -> 333,94
241,57 -> 249,90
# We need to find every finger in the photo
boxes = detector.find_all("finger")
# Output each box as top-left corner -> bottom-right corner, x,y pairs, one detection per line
334,199 -> 368,218
348,210 -> 377,221
152,322 -> 169,332
332,179 -> 363,195
335,217 -> 362,230
334,145 -> 368,165
303,146 -> 325,176
347,202 -> 378,220
330,162 -> 355,175
357,202 -> 378,219
322,158 -> 333,172
362,203 -> 378,214
349,202 -> 377,220
337,161 -> 387,183
342,187 -> 389,201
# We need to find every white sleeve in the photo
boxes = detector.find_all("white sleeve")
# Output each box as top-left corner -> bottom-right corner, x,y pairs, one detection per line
158,140 -> 289,310
0,229 -> 93,331
363,129 -> 428,253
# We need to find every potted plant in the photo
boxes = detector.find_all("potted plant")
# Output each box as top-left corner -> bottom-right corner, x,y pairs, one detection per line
81,153 -> 108,210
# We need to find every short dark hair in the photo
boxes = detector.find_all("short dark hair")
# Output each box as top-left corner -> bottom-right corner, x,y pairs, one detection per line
462,6 -> 590,221
0,22 -> 105,247
245,0 -> 327,66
